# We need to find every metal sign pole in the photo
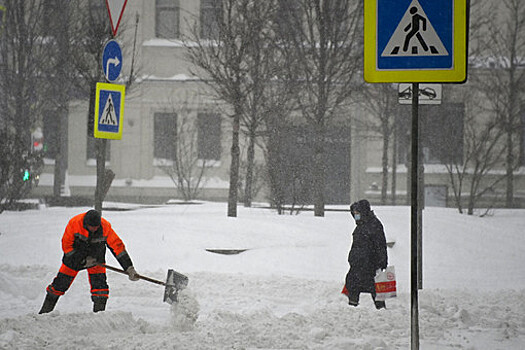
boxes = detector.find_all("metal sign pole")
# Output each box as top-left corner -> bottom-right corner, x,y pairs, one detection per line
411,82 -> 420,349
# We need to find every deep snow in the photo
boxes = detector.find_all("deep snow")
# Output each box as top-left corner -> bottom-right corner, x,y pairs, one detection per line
0,202 -> 524,349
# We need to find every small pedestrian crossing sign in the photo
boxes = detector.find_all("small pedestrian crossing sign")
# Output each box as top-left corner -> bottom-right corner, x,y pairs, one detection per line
94,82 -> 125,140
364,0 -> 467,83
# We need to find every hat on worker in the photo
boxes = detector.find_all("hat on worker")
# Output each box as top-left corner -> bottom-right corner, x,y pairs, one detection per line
84,209 -> 101,226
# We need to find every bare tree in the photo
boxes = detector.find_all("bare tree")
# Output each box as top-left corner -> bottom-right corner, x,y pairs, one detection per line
45,2 -> 139,202
39,0 -> 73,199
277,0 -> 363,216
444,90 -> 507,214
156,95 -> 209,202
0,1 -> 49,213
360,84 -> 398,204
68,1 -> 112,212
0,1 -> 139,214
184,0 -> 282,216
237,154 -> 264,206
66,1 -> 140,212
474,0 -> 525,208
238,0 -> 284,208
260,81 -> 299,214
438,0 -> 515,214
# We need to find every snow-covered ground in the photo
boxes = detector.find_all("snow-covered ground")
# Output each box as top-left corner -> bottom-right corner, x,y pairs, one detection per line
0,202 -> 524,349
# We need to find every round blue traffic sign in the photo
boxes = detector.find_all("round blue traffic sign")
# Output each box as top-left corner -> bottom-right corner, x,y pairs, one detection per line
102,40 -> 123,82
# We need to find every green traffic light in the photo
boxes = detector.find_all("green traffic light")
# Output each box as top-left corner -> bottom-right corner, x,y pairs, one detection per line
23,170 -> 30,181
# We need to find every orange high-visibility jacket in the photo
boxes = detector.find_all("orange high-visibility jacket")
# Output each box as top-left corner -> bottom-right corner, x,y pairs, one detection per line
61,212 -> 132,271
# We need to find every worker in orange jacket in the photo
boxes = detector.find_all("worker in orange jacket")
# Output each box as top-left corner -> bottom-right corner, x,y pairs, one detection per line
39,209 -> 140,314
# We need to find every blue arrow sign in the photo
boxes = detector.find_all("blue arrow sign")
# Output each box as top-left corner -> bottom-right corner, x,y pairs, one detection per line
102,40 -> 123,82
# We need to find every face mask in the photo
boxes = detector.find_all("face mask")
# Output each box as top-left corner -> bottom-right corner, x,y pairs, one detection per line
354,214 -> 361,221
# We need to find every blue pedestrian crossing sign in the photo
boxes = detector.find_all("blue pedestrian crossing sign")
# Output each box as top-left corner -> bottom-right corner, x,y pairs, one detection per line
364,0 -> 468,83
94,83 -> 125,140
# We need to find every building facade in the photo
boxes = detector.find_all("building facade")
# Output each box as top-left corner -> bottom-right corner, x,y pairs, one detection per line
30,0 -> 525,208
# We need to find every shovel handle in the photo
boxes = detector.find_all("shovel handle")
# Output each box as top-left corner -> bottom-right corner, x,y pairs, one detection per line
101,263 -> 166,286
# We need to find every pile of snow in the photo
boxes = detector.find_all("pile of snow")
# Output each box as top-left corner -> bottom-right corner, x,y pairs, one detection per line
0,202 -> 524,349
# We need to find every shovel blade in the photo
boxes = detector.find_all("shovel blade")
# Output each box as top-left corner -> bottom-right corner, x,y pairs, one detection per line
163,269 -> 189,304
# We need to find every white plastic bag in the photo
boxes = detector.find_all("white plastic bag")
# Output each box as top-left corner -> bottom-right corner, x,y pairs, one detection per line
375,265 -> 397,301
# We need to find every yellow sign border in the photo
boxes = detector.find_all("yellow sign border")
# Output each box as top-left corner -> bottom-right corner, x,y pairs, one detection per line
94,82 -> 125,140
364,0 -> 468,83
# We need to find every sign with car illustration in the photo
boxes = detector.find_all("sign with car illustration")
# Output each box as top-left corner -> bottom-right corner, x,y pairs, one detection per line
398,83 -> 442,104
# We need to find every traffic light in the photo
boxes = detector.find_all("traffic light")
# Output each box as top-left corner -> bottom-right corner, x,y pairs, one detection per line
23,170 -> 30,182
33,140 -> 43,152
31,127 -> 44,153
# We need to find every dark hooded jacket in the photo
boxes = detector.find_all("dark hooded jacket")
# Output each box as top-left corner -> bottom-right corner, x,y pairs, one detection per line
346,200 -> 388,293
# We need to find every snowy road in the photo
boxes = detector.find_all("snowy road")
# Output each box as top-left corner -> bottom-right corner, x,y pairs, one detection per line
1,203 -> 524,349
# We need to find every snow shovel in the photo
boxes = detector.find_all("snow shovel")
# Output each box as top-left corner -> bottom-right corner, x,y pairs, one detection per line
101,264 -> 188,304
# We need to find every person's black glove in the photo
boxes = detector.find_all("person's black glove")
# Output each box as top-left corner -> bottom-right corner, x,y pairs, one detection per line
126,266 -> 140,281
73,239 -> 89,254
83,256 -> 98,268
376,268 -> 385,277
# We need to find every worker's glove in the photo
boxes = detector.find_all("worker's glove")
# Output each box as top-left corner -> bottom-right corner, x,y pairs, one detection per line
83,256 -> 98,268
126,266 -> 140,281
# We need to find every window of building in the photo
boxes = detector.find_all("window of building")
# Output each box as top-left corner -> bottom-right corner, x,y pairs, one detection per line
197,113 -> 221,161
156,0 -> 180,39
154,112 -> 177,163
42,110 -> 60,160
422,104 -> 464,165
200,0 -> 222,39
275,0 -> 302,41
42,0 -> 60,35
396,103 -> 464,165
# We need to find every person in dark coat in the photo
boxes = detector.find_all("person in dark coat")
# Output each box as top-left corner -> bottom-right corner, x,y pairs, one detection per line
343,199 -> 388,309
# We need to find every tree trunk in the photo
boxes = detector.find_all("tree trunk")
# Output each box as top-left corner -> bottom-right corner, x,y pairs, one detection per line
227,112 -> 241,217
244,129 -> 256,207
266,122 -> 285,214
313,125 -> 325,217
381,127 -> 389,204
391,124 -> 397,205
53,0 -> 69,198
406,159 -> 411,205
467,173 -> 477,215
505,126 -> 515,208
53,106 -> 68,197
94,138 -> 107,213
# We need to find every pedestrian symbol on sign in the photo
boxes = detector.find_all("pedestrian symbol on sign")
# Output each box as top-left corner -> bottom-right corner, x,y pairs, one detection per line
381,0 -> 448,57
403,7 -> 428,53
100,94 -> 117,125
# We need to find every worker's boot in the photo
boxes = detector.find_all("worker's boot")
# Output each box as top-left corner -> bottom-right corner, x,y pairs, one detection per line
38,294 -> 59,314
93,297 -> 107,313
